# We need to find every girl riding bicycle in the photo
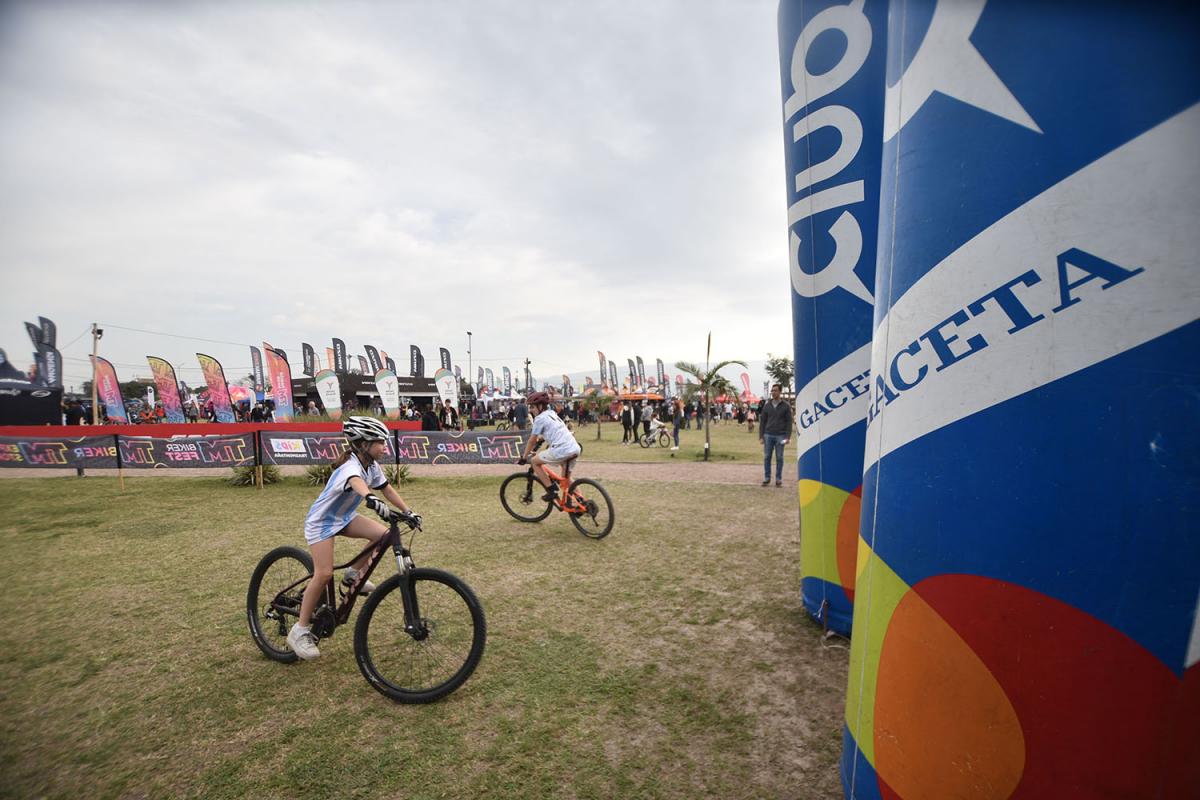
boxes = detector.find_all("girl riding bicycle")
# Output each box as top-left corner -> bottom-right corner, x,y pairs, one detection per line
519,391 -> 581,503
287,416 -> 418,660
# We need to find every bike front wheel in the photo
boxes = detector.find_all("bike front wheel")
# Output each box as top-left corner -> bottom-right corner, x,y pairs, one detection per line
247,545 -> 313,663
499,471 -> 553,522
567,478 -> 615,539
657,430 -> 672,448
354,568 -> 487,703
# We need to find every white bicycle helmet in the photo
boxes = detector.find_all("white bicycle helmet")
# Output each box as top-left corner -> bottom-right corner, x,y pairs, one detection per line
343,415 -> 390,443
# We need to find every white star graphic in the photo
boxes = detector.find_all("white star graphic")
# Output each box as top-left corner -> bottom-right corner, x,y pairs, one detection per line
884,0 -> 1041,141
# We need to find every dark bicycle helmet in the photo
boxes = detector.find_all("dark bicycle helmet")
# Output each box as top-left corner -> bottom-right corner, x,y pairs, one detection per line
526,391 -> 550,406
343,415 -> 390,443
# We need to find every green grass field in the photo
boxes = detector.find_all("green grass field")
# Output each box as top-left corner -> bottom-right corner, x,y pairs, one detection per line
0,469 -> 845,799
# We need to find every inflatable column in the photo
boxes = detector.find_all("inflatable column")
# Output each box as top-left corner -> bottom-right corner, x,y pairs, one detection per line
842,1 -> 1200,796
778,0 -> 889,635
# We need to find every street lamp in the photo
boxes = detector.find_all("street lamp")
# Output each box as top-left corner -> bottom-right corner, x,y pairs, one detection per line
466,331 -> 472,399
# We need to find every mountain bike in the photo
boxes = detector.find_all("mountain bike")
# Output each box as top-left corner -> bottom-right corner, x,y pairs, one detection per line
499,454 -> 615,539
638,418 -> 672,448
246,512 -> 486,703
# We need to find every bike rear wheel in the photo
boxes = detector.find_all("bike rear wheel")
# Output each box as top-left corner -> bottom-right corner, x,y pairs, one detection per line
567,478 -> 615,539
355,568 -> 486,703
247,545 -> 313,663
638,434 -> 651,448
499,471 -> 553,522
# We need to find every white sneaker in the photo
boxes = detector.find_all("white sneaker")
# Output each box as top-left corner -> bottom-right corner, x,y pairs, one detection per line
287,624 -> 321,660
670,446 -> 679,451
342,569 -> 375,595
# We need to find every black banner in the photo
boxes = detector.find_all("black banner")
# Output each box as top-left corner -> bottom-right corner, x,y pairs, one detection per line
302,343 -> 315,377
636,356 -> 646,389
357,355 -> 369,374
439,347 -> 451,371
409,345 -> 421,377
260,430 -> 395,466
0,434 -> 117,468
364,345 -> 383,374
656,358 -> 666,387
385,356 -> 397,374
250,346 -> 265,392
394,430 -> 528,464
118,433 -> 256,469
332,338 -> 348,374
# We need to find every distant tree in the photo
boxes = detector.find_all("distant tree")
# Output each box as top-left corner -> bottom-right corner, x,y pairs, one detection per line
675,333 -> 746,462
764,354 -> 795,391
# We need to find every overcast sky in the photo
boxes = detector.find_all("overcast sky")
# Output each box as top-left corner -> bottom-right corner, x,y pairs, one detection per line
0,0 -> 791,393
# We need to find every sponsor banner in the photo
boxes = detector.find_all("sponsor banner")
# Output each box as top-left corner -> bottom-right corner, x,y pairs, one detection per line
626,359 -> 637,390
375,369 -> 401,419
779,0 -> 887,638
91,355 -> 128,423
118,433 -> 255,469
196,353 -> 236,423
439,347 -> 451,371
314,369 -> 342,420
502,367 -> 512,394
146,356 -> 185,423
409,345 -> 422,377
841,3 -> 1200,799
656,358 -> 666,389
332,339 -> 347,373
0,435 -> 118,468
357,355 -> 369,374
675,374 -> 684,393
454,365 -> 461,383
263,342 -> 295,422
608,361 -> 617,389
485,368 -> 495,392
383,351 -> 396,374
598,351 -> 608,389
260,430 -> 394,466
635,356 -> 646,389
434,368 -> 458,407
364,345 -> 383,374
274,348 -> 287,364
394,430 -> 528,464
325,347 -> 335,371
249,346 -> 265,392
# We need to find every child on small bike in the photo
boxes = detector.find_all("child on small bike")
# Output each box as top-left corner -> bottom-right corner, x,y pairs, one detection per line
287,416 -> 419,661
518,391 -> 581,502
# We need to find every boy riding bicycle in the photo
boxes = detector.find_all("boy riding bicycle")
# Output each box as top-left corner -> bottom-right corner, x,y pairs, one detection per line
518,391 -> 582,503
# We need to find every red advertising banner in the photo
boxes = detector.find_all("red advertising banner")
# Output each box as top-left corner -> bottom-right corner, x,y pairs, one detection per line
91,355 -> 128,423
262,342 -> 295,421
196,353 -> 236,424
146,356 -> 185,423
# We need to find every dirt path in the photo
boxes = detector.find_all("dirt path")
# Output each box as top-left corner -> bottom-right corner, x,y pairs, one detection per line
0,460 -> 785,487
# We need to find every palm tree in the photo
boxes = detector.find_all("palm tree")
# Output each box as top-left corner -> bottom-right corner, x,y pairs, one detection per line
675,333 -> 747,462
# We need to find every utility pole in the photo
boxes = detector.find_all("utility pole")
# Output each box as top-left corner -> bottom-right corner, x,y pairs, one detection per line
90,323 -> 103,424
466,331 -> 472,401
524,358 -> 531,395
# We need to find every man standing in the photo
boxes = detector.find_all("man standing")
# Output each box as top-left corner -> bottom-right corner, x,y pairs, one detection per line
758,384 -> 792,487
514,397 -> 529,431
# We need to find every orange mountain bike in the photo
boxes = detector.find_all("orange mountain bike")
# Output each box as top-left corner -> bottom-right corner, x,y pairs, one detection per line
499,456 -> 615,539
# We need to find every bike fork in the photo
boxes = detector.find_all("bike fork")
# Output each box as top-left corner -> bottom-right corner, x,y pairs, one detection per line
394,548 -> 426,640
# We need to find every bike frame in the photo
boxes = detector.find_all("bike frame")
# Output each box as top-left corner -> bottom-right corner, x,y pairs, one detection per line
273,518 -> 425,637
524,464 -> 588,514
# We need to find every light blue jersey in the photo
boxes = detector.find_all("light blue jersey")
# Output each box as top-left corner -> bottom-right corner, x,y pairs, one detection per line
303,455 -> 387,544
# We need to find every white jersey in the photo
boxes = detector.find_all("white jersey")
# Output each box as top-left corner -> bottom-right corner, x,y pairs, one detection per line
532,408 -> 579,454
303,455 -> 387,544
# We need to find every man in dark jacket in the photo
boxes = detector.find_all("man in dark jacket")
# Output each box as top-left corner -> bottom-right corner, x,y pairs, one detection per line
758,383 -> 793,487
